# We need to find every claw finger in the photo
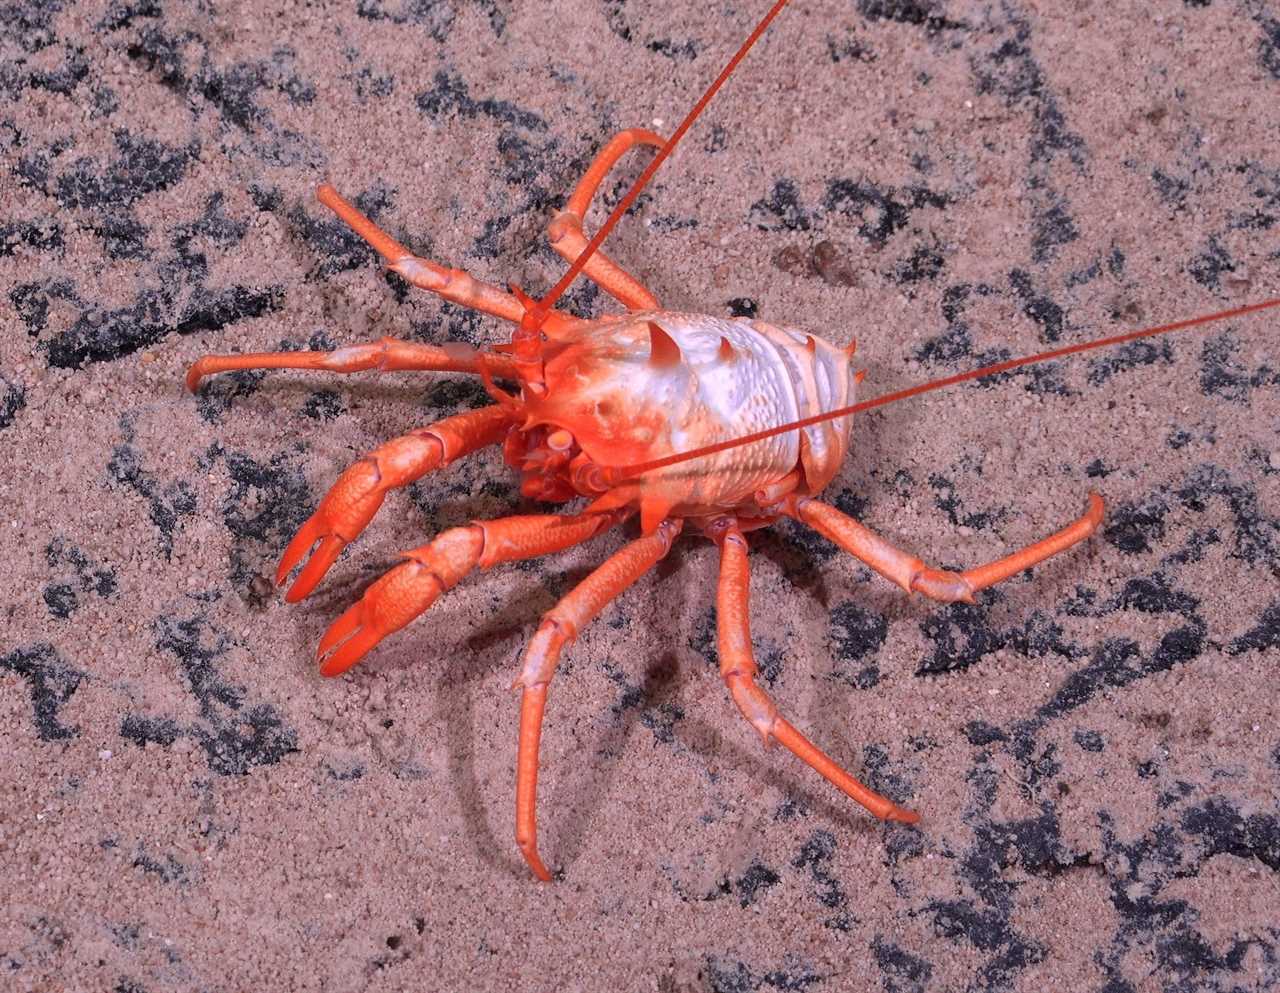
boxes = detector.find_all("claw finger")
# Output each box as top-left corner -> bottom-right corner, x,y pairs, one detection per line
318,626 -> 385,677
277,517 -> 325,585
317,600 -> 364,658
313,559 -> 450,674
285,534 -> 347,603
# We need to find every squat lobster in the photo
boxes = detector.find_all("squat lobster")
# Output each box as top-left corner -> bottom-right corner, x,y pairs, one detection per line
187,125 -> 1105,880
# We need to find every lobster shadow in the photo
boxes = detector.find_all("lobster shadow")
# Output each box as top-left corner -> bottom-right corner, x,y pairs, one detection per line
680,714 -> 891,832
545,651 -> 686,879
432,545 -> 701,880
428,577 -> 561,879
430,561 -> 666,880
543,654 -> 894,880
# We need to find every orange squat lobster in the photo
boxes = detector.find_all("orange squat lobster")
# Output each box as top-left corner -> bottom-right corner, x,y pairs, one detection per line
186,4 -> 1279,881
187,143 -> 1106,880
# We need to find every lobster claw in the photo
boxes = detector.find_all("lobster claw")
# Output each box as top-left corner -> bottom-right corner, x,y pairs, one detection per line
276,460 -> 388,602
315,554 -> 455,676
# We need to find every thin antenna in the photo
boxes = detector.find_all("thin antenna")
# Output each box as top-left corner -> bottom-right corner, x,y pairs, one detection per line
529,0 -> 793,324
604,296 -> 1280,481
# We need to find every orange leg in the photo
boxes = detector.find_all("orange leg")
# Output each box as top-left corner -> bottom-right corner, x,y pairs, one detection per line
186,336 -> 518,392
546,129 -> 664,311
277,405 -> 512,602
315,510 -> 628,677
316,184 -> 582,335
715,525 -> 918,824
513,518 -> 682,880
784,492 -> 1105,603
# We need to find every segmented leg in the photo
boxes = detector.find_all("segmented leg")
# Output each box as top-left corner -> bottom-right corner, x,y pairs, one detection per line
784,492 -> 1105,603
317,184 -> 582,335
546,129 -> 664,310
715,525 -> 919,823
513,518 -> 682,881
186,336 -> 517,392
316,510 -> 628,677
277,405 -> 512,602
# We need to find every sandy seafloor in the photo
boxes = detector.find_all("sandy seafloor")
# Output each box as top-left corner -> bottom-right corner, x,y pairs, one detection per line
3,0 -> 1279,990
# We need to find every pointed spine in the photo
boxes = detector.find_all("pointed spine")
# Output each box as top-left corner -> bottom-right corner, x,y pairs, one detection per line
647,321 -> 682,369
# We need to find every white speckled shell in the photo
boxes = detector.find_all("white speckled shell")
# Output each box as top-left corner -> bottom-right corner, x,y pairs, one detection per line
538,311 -> 856,513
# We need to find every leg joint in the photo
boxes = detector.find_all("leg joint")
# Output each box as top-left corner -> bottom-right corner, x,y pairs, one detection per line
405,525 -> 485,591
546,212 -> 580,244
723,671 -> 778,744
909,568 -> 977,604
514,618 -> 573,690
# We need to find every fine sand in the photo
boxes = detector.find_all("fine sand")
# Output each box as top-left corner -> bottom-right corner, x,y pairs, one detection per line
3,1 -> 1279,990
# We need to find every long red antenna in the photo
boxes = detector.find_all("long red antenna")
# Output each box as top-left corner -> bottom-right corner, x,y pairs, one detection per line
528,0 -> 793,323
604,296 -> 1280,481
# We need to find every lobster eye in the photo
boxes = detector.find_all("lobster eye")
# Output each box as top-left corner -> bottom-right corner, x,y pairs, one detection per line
547,429 -> 574,451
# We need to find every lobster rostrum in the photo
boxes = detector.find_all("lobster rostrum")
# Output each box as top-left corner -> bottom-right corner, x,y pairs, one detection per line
186,1 -> 1280,881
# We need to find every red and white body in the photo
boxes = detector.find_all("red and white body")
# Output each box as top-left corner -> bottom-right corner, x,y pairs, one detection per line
512,311 -> 858,527
185,144 -> 1104,881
